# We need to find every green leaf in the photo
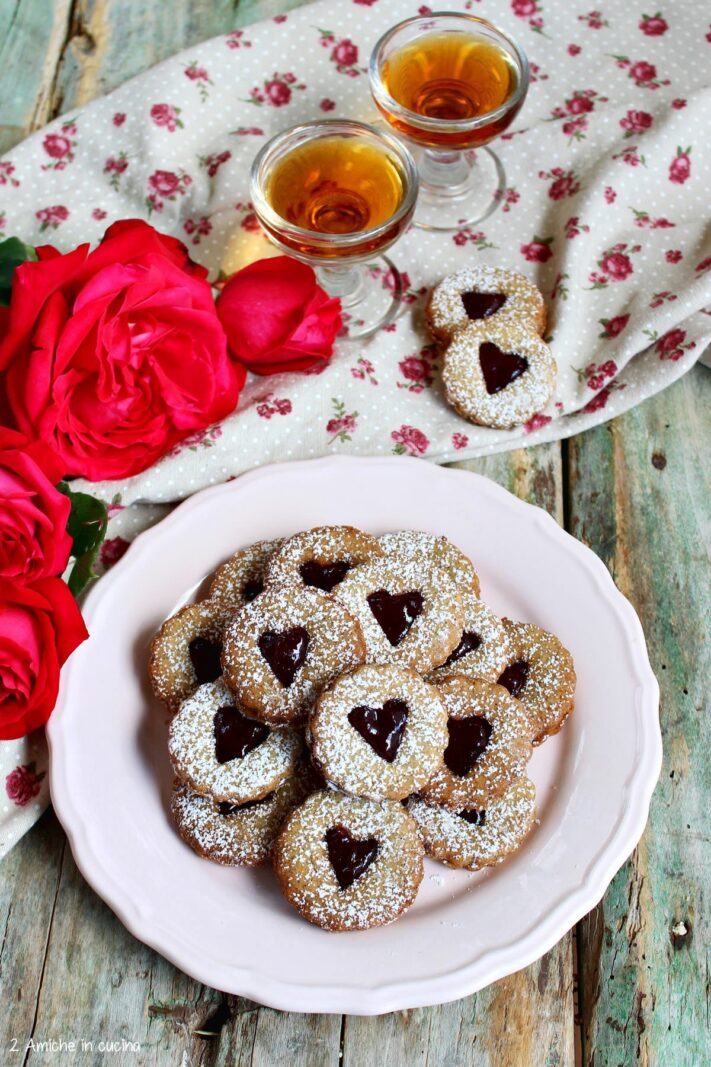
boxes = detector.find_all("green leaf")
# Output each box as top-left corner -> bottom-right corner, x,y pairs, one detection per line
57,482 -> 109,597
0,237 -> 38,306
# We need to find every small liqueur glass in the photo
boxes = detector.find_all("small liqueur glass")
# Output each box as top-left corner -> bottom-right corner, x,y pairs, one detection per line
250,119 -> 418,339
369,13 -> 529,231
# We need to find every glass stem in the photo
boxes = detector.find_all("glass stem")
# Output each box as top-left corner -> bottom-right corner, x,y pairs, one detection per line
316,264 -> 367,309
419,149 -> 471,196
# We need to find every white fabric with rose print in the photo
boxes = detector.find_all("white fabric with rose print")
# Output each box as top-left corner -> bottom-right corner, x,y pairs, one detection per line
0,0 -> 710,855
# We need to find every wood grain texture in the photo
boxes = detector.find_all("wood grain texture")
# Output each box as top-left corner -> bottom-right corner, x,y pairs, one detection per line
570,365 -> 710,1066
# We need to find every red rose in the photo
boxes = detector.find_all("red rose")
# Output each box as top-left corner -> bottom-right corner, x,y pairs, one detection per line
149,170 -> 180,196
6,762 -> 45,806
640,15 -> 667,36
669,150 -> 691,185
601,251 -> 633,280
656,328 -> 685,353
512,0 -> 537,16
630,61 -> 656,82
549,176 -> 575,200
0,219 -> 244,481
520,240 -> 553,263
265,79 -> 291,106
566,95 -> 594,114
0,577 -> 88,739
0,428 -> 71,582
43,134 -> 72,159
216,256 -> 341,375
620,109 -> 653,133
332,39 -> 359,67
399,357 -> 429,381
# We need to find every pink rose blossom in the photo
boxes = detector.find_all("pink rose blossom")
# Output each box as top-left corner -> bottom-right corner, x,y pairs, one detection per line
512,0 -> 537,16
265,78 -> 291,106
583,387 -> 612,413
568,44 -> 582,56
399,356 -> 429,382
549,176 -> 577,200
186,65 -> 209,81
601,251 -> 633,280
150,103 -> 180,132
629,60 -> 656,83
113,112 -> 126,126
656,328 -> 685,353
149,170 -> 180,197
6,764 -> 45,806
604,186 -> 616,204
327,414 -> 357,435
332,39 -> 359,67
43,133 -> 72,159
452,432 -> 469,450
100,537 -> 130,569
524,413 -> 552,433
602,315 -> 629,338
620,109 -> 653,134
391,425 -> 429,456
92,208 -> 107,220
566,95 -> 594,115
669,149 -> 691,185
320,98 -> 336,111
671,98 -> 686,109
639,14 -> 668,36
665,249 -> 682,263
35,205 -> 69,226
520,239 -> 553,263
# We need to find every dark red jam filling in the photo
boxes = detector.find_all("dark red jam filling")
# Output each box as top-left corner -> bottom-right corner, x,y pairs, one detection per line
213,705 -> 269,764
458,808 -> 486,826
218,794 -> 271,816
242,578 -> 264,602
497,659 -> 530,697
479,341 -> 529,395
367,589 -> 424,646
442,630 -> 482,668
348,700 -> 409,763
325,824 -> 379,890
300,559 -> 351,592
258,626 -> 310,687
444,716 -> 493,777
188,636 -> 222,685
461,290 -> 507,321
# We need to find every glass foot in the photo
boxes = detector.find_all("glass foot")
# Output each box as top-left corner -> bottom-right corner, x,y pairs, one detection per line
413,147 -> 506,232
318,256 -> 403,340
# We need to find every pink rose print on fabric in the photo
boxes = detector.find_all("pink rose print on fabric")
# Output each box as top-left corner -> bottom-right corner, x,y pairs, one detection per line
104,152 -> 129,191
351,357 -> 378,385
452,227 -> 496,250
146,169 -> 192,215
256,394 -> 293,419
91,208 -> 107,221
588,242 -> 640,289
232,126 -> 264,137
113,112 -> 126,126
538,167 -> 580,200
6,763 -> 46,806
397,345 -> 439,394
327,399 -> 359,442
550,272 -> 570,301
234,201 -> 259,233
246,72 -> 306,106
582,381 -> 626,413
317,30 -> 366,76
520,235 -> 554,263
611,56 -> 669,89
567,43 -> 582,56
529,62 -> 549,83
150,103 -> 183,132
169,426 -> 223,457
100,537 -> 130,570
183,216 -> 212,246
452,432 -> 469,450
548,89 -> 608,142
493,187 -> 520,212
367,265 -> 426,305
671,98 -> 686,109
639,12 -> 668,36
574,360 -> 620,391
696,257 -> 711,275
668,147 -> 691,185
0,161 -> 20,187
225,29 -> 252,49
598,315 -> 629,339
604,186 -> 617,203
644,327 -> 697,362
619,109 -> 653,137
391,425 -> 430,457
185,62 -> 213,101
523,413 -> 552,433
35,205 -> 69,232
631,207 -> 674,228
320,98 -> 336,111
199,150 -> 231,178
649,290 -> 677,308
564,216 -> 590,239
273,14 -> 287,22
578,10 -> 609,29
511,0 -> 546,36
41,120 -> 78,171
612,144 -> 646,167
665,250 -> 682,263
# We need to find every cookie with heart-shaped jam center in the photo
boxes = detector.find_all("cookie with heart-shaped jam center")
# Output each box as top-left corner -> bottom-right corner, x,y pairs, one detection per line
443,322 -> 557,430
426,265 -> 547,345
335,557 -> 464,674
421,675 -> 533,811
273,789 -> 424,930
497,619 -> 576,744
148,599 -> 237,713
171,760 -> 314,867
266,525 -> 383,594
308,664 -> 448,801
221,585 -> 365,726
429,590 -> 511,682
168,679 -> 303,804
409,777 -> 536,871
209,539 -> 284,607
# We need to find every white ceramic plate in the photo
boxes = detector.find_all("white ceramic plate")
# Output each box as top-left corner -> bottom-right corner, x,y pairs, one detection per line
48,456 -> 661,1014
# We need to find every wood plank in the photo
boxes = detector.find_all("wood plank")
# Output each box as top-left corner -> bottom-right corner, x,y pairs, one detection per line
570,366 -> 710,1066
341,444 -> 575,1067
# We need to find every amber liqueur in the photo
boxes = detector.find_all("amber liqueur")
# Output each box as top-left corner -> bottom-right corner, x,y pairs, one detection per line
264,136 -> 409,258
379,31 -> 521,148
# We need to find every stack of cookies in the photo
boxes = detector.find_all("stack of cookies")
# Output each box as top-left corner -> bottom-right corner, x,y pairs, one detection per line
149,525 -> 576,931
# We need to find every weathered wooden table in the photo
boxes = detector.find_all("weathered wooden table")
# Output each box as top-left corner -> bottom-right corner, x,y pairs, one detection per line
1,3 -> 708,1064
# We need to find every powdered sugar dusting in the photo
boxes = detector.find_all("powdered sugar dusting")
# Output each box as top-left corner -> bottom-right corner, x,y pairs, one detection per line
209,539 -> 282,606
427,265 -> 545,342
428,590 -> 511,682
502,619 -> 576,743
266,526 -> 382,587
149,599 -> 236,711
378,531 -> 480,595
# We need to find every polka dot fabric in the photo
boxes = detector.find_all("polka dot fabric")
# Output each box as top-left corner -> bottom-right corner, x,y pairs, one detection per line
0,0 -> 709,854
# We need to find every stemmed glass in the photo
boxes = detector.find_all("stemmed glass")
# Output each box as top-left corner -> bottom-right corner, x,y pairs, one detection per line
250,119 -> 418,338
369,13 -> 529,231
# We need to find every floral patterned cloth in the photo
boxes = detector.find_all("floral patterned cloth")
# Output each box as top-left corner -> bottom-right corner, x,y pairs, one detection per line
1,0 -> 710,855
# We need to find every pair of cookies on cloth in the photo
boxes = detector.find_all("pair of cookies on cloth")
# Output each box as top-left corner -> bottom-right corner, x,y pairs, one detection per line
148,526 -> 576,931
427,265 -> 556,429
